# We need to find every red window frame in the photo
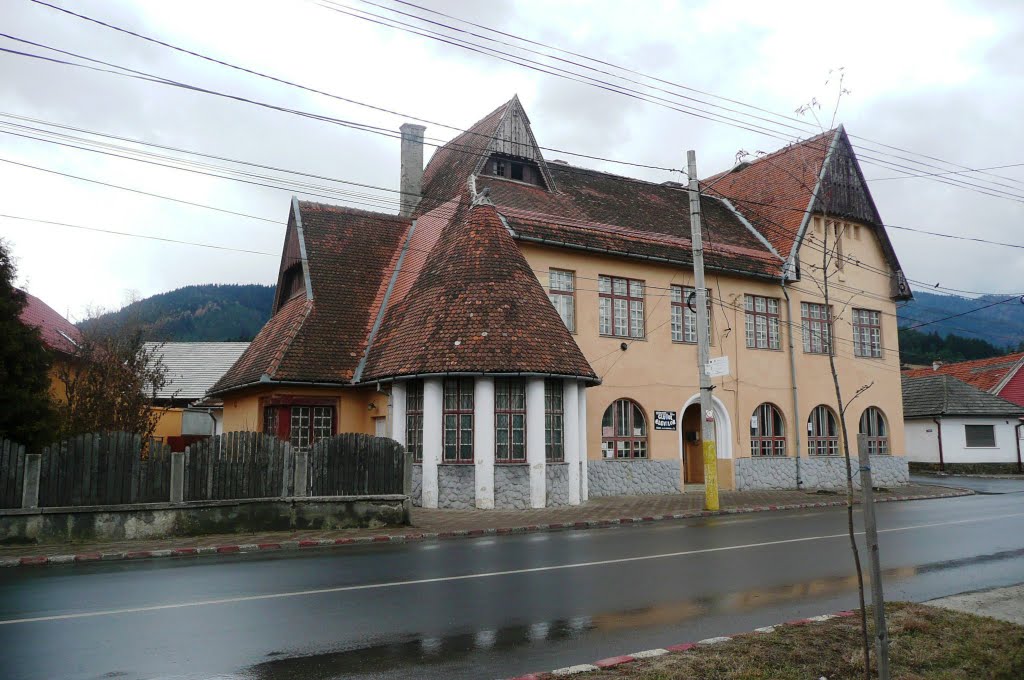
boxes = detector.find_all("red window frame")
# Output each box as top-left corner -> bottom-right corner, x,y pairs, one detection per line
443,378 -> 474,463
494,378 -> 526,463
601,398 -> 648,459
750,403 -> 786,456
745,294 -> 781,350
544,378 -> 564,462
807,405 -> 839,456
858,406 -> 889,454
598,275 -> 644,338
548,269 -> 576,333
852,308 -> 882,358
801,302 -> 833,355
260,397 -> 336,451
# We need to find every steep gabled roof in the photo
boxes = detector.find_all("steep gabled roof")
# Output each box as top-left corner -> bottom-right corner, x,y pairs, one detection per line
703,127 -> 911,298
903,352 -> 1024,394
210,201 -> 411,394
18,290 -> 81,355
901,374 -> 1024,418
362,197 -> 596,382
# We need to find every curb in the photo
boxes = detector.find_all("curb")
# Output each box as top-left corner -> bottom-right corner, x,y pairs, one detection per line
0,488 -> 972,569
505,610 -> 860,679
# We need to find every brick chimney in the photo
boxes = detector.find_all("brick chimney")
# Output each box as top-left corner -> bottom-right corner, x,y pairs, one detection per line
399,123 -> 426,217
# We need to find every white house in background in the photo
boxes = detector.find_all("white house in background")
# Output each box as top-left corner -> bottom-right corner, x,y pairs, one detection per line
902,374 -> 1024,473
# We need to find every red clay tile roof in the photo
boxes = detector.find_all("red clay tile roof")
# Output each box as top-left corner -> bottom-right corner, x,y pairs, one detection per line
18,290 -> 81,355
210,203 -> 411,393
701,129 -> 836,259
362,198 -> 596,381
903,352 -> 1024,394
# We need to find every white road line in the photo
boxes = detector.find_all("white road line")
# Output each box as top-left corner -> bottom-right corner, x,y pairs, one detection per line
3,511 -> 1022,626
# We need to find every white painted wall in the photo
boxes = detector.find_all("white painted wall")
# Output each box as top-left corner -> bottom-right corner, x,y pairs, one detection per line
474,377 -> 495,509
905,417 -> 1022,464
563,379 -> 580,505
579,384 -> 589,502
390,381 -> 406,447
421,378 -> 443,508
526,378 -> 546,508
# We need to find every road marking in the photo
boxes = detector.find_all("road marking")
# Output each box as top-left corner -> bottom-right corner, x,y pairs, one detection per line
3,512 -> 1023,626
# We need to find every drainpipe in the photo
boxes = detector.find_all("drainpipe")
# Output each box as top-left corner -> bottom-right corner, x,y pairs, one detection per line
933,418 -> 944,472
781,283 -> 803,488
1016,420 -> 1023,475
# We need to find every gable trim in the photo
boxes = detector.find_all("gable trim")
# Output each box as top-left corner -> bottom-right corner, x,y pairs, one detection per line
353,218 -> 418,383
292,196 -> 314,302
787,128 -> 842,268
708,194 -> 784,261
992,356 -> 1024,395
471,96 -> 556,192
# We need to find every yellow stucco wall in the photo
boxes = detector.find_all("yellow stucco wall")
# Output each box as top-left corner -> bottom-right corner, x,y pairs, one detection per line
151,408 -> 183,440
220,385 -> 387,435
520,214 -> 905,487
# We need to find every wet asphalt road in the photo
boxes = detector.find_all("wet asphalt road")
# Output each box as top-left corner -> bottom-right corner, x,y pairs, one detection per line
910,472 -> 1024,495
1,487 -> 1023,680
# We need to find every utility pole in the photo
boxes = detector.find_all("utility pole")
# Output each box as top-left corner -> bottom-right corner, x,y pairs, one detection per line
857,433 -> 890,680
687,150 -> 719,512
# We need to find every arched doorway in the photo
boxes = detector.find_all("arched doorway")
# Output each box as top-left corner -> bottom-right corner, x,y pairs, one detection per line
678,394 -> 732,484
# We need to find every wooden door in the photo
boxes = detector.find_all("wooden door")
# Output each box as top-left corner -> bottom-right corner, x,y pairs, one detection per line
682,406 -> 704,483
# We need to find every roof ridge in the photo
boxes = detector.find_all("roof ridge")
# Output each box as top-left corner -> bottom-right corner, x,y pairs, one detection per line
296,200 -> 408,222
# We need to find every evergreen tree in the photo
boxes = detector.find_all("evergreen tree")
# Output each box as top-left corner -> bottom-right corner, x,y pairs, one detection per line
0,240 -> 57,450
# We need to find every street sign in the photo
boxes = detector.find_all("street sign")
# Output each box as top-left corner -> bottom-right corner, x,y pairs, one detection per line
705,356 -> 730,378
654,410 -> 677,430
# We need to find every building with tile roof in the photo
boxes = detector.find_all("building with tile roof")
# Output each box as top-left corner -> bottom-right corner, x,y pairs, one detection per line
214,96 -> 913,507
902,374 -> 1024,472
903,352 -> 1024,408
18,290 -> 82,403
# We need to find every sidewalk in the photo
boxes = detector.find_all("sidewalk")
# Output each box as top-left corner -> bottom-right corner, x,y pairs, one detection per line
927,584 -> 1024,625
0,483 -> 969,567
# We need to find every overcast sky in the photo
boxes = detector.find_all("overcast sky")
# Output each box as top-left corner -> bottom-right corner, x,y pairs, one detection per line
1,0 -> 1021,321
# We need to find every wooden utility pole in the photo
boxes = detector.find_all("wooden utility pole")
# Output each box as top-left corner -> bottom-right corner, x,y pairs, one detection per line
687,150 -> 719,511
857,433 -> 890,680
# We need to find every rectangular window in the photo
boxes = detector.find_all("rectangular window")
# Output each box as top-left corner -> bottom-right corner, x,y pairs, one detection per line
495,378 -> 527,463
801,302 -> 833,354
406,380 -> 424,462
965,424 -> 996,448
443,378 -> 474,462
671,286 -> 711,343
548,270 -> 576,332
744,294 -> 781,350
545,379 -> 564,462
598,275 -> 644,338
288,405 -> 333,453
262,406 -> 278,437
290,406 -> 310,452
852,308 -> 882,358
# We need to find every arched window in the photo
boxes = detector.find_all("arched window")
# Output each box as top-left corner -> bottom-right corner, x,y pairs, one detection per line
859,407 -> 889,455
751,403 -> 786,457
601,399 -> 648,459
807,405 -> 839,456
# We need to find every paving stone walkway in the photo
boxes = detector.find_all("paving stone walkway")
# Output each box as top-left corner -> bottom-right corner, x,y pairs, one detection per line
0,484 -> 968,566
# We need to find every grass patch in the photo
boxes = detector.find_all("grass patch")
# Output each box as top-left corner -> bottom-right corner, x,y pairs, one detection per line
577,603 -> 1024,680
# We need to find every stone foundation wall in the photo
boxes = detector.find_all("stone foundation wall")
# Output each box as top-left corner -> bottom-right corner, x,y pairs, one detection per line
411,464 -> 422,507
587,459 -> 681,497
734,457 -> 797,491
494,465 -> 531,509
437,465 -> 475,509
910,461 -> 1022,475
735,455 -> 909,490
545,463 -> 570,507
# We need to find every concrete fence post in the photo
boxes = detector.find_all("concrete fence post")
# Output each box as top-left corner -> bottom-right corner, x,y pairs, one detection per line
21,453 -> 41,509
293,450 -> 309,497
170,452 -> 185,503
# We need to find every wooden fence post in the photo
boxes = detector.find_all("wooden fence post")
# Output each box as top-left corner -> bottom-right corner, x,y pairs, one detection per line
281,441 -> 294,497
170,452 -> 185,503
293,449 -> 309,497
21,454 -> 41,509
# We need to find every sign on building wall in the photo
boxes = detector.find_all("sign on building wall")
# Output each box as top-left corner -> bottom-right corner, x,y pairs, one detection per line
654,410 -> 677,430
705,356 -> 730,378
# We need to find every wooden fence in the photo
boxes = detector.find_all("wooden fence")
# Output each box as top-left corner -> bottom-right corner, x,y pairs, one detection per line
1,438 -> 26,509
38,433 -> 173,507
309,433 -> 405,496
0,431 -> 407,508
184,432 -> 292,501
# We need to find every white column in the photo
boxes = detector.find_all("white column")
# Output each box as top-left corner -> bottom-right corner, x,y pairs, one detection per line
474,377 -> 495,509
563,379 -> 581,505
390,381 -> 407,447
578,383 -> 589,502
421,378 -> 443,509
526,377 -> 547,508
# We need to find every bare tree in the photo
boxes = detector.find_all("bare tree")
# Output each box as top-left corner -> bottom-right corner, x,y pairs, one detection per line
56,310 -> 171,442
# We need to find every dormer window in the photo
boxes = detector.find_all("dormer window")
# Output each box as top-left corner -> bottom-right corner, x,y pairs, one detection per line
488,153 -> 545,188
